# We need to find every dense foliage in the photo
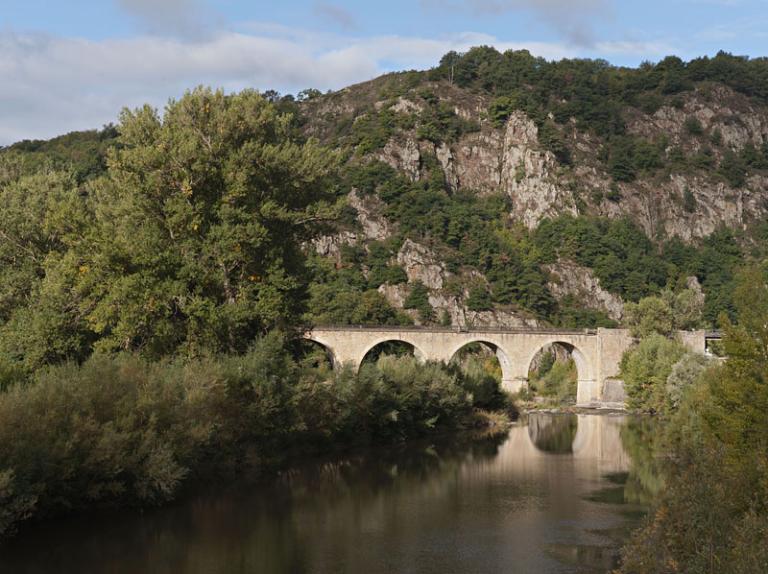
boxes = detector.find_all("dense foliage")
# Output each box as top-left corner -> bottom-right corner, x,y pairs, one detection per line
1,126 -> 118,182
3,55 -> 765,334
0,332 -> 510,538
620,267 -> 768,572
527,350 -> 577,404
0,88 -> 340,372
5,52 -> 768,554
618,287 -> 706,413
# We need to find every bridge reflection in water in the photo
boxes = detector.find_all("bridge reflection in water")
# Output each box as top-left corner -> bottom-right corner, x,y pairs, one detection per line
459,413 -> 631,484
0,414 -> 651,574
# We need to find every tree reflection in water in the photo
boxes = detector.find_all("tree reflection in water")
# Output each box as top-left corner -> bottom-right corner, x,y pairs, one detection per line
618,416 -> 666,504
0,416 -> 666,574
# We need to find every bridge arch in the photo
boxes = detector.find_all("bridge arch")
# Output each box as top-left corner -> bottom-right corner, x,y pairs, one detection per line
525,340 -> 594,382
525,339 -> 596,404
359,337 -> 427,369
447,340 -> 514,387
302,336 -> 341,370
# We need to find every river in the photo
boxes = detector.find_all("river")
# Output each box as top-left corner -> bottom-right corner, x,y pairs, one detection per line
0,413 -> 660,574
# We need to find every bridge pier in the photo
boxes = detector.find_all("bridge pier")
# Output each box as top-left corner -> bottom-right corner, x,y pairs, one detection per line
576,379 -> 599,406
504,377 -> 528,394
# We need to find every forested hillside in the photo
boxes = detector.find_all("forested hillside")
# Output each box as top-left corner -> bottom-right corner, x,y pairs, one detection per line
301,48 -> 768,329
0,47 -> 768,342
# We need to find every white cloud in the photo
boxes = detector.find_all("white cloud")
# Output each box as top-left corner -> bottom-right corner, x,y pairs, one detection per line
0,26 -> 669,145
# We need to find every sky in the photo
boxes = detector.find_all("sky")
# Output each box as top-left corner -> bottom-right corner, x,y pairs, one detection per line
1,0 -> 767,144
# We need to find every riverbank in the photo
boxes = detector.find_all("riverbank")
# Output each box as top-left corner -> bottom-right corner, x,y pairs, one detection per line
0,334 -> 514,540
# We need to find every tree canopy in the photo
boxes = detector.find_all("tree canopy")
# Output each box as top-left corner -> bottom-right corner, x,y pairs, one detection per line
0,88 -> 340,369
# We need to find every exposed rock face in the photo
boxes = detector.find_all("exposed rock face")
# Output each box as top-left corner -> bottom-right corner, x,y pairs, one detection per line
380,138 -> 421,181
312,232 -> 357,261
348,189 -> 391,241
321,83 -> 768,241
387,97 -> 423,115
377,283 -> 537,328
629,86 -> 768,151
545,260 -> 625,321
438,111 -> 577,227
436,143 -> 459,191
396,239 -> 447,290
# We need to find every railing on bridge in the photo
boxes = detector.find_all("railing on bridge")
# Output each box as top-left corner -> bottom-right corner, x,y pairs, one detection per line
306,325 -> 599,335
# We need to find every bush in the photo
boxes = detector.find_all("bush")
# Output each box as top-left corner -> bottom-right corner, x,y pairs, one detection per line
683,116 -> 704,135
624,297 -> 675,338
0,335 -> 499,538
530,357 -> 577,403
719,149 -> 748,188
453,353 -> 509,410
665,352 -> 709,411
466,286 -> 493,311
404,281 -> 434,323
620,334 -> 687,413
623,289 -> 703,338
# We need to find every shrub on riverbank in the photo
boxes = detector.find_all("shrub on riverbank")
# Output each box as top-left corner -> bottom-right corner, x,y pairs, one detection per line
619,267 -> 768,573
0,332 -> 509,538
620,334 -> 688,413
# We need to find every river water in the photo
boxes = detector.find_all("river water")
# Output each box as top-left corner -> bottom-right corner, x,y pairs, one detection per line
0,413 -> 659,574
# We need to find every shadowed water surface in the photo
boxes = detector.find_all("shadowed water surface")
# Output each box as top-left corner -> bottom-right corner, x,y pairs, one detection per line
0,413 -> 658,574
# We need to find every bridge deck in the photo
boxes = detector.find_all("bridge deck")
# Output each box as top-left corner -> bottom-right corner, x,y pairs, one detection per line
307,325 -> 599,335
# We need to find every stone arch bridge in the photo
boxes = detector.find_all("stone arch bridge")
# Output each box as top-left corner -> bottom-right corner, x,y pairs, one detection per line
304,326 -> 715,407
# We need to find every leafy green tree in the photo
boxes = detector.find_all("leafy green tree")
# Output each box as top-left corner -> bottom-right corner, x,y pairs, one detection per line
607,137 -> 637,182
620,333 -> 687,412
466,286 -> 493,311
665,352 -> 708,411
620,265 -> 768,572
623,289 -> 703,338
404,281 -> 434,323
76,88 -> 340,357
664,288 -> 704,330
307,284 -> 411,326
1,126 -> 117,182
623,297 -> 674,338
633,139 -> 664,171
538,120 -> 571,165
0,170 -> 93,369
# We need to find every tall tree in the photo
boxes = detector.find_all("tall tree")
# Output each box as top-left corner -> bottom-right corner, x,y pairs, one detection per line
77,88 -> 340,357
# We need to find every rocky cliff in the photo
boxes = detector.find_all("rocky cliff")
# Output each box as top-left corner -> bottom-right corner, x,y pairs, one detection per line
298,61 -> 768,327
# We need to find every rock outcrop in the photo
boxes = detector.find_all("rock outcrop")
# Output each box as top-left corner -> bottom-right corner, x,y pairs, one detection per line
545,260 -> 625,321
396,239 -> 447,290
301,75 -> 768,327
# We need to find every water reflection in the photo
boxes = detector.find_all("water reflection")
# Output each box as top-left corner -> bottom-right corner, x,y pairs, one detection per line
0,414 -> 660,574
528,413 -> 578,453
